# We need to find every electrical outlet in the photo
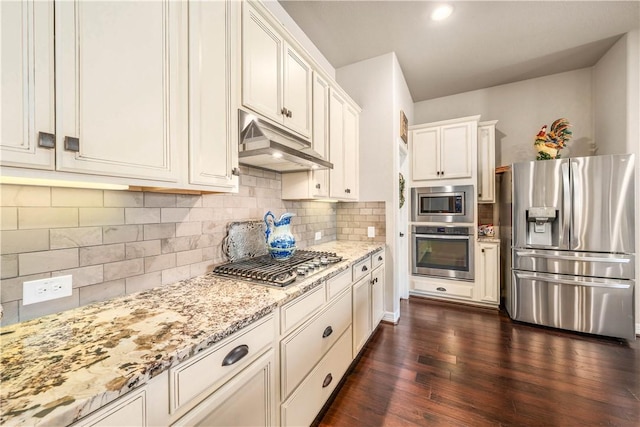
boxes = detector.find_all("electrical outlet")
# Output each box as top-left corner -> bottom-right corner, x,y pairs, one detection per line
315,231 -> 322,241
23,275 -> 73,305
367,226 -> 375,238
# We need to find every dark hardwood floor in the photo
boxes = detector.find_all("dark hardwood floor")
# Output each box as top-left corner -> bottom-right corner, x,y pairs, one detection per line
318,298 -> 640,426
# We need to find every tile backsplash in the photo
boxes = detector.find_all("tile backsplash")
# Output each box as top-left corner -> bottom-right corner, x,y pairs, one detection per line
0,167 -> 385,326
337,202 -> 386,243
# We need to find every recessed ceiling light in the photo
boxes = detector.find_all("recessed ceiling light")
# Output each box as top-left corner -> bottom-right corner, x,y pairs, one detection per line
272,152 -> 283,159
431,4 -> 453,21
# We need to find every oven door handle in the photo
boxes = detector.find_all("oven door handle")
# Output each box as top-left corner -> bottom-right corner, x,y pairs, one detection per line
413,234 -> 470,240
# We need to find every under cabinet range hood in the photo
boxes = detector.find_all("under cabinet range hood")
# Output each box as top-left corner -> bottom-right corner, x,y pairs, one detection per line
238,110 -> 333,172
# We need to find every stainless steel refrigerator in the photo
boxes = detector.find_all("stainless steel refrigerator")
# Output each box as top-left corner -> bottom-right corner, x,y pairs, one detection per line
508,154 -> 636,340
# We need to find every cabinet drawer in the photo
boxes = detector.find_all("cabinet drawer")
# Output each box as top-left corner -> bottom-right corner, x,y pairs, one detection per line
172,350 -> 275,427
326,268 -> 351,301
281,326 -> 352,427
73,387 -> 146,427
413,280 -> 474,299
281,288 -> 352,399
352,256 -> 372,282
371,249 -> 385,271
281,283 -> 326,335
169,315 -> 275,413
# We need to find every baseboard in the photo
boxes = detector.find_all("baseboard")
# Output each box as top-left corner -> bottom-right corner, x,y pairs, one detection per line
382,309 -> 400,325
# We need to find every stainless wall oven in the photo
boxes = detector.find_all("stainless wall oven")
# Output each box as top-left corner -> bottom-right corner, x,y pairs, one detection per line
411,185 -> 474,223
411,225 -> 474,281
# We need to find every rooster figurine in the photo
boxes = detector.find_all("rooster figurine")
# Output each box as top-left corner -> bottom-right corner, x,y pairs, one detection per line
534,118 -> 572,160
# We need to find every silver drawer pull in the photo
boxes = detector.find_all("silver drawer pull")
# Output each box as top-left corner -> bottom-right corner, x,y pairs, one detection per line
436,287 -> 447,292
64,136 -> 80,152
322,373 -> 333,388
221,344 -> 249,366
38,132 -> 55,148
322,326 -> 333,338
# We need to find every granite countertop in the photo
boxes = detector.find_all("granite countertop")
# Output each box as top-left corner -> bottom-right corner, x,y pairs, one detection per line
0,240 -> 383,426
477,236 -> 501,243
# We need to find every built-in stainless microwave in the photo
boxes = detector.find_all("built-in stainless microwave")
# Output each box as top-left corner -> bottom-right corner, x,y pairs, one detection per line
411,185 -> 474,223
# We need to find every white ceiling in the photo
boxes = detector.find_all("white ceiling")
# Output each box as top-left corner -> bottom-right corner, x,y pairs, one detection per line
278,0 -> 640,102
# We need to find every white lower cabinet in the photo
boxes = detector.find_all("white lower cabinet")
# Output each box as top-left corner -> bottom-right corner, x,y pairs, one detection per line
280,289 -> 351,399
371,265 -> 385,327
352,249 -> 385,356
172,349 -> 275,427
352,275 -> 371,356
281,326 -> 352,427
166,314 -> 276,425
71,249 -> 387,427
477,241 -> 500,304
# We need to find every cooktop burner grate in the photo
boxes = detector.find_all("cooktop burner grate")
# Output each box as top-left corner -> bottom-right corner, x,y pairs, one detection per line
212,250 -> 342,287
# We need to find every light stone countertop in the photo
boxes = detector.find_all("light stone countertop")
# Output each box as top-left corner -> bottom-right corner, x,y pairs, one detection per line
0,241 -> 383,426
477,236 -> 501,243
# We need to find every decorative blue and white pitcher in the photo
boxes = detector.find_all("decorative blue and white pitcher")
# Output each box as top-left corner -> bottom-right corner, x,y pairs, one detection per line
264,211 -> 296,261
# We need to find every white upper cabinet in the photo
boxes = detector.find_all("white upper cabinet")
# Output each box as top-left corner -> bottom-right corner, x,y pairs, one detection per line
281,71 -> 330,200
329,89 -> 359,200
242,3 -> 312,139
310,73 -> 330,198
188,0 -> 239,190
411,116 -> 480,182
477,120 -> 497,203
1,0 -> 55,170
55,0 -> 186,182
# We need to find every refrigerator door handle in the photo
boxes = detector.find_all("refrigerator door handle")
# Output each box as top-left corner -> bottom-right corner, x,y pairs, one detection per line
514,271 -> 633,289
514,251 -> 632,264
561,161 -> 571,248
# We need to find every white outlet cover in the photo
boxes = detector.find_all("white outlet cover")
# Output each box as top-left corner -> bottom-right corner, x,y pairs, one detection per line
367,226 -> 375,238
23,275 -> 73,305
315,231 -> 322,240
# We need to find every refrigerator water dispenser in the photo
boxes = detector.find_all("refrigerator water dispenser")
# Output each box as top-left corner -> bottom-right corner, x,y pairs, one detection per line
526,206 -> 558,246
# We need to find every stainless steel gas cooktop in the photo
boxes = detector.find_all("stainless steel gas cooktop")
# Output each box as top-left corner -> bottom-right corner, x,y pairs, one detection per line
211,250 -> 342,287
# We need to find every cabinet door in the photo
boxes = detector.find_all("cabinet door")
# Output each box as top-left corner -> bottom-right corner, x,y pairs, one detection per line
440,122 -> 473,179
283,43 -> 312,138
173,350 -> 275,427
342,103 -> 359,200
55,1 -> 184,182
188,0 -> 238,189
311,73 -> 329,198
329,90 -> 345,199
411,127 -> 440,181
371,266 -> 385,328
352,275 -> 371,356
478,243 -> 499,303
477,123 -> 496,202
1,0 -> 55,170
242,4 -> 282,125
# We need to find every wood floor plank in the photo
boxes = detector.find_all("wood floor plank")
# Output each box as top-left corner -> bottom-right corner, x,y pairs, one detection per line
316,298 -> 640,427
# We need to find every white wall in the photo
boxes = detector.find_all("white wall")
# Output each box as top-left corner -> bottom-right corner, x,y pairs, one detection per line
413,69 -> 594,166
392,55 -> 413,301
336,52 -> 414,323
593,35 -> 628,155
337,54 -> 394,201
628,29 -> 640,335
585,30 -> 640,335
